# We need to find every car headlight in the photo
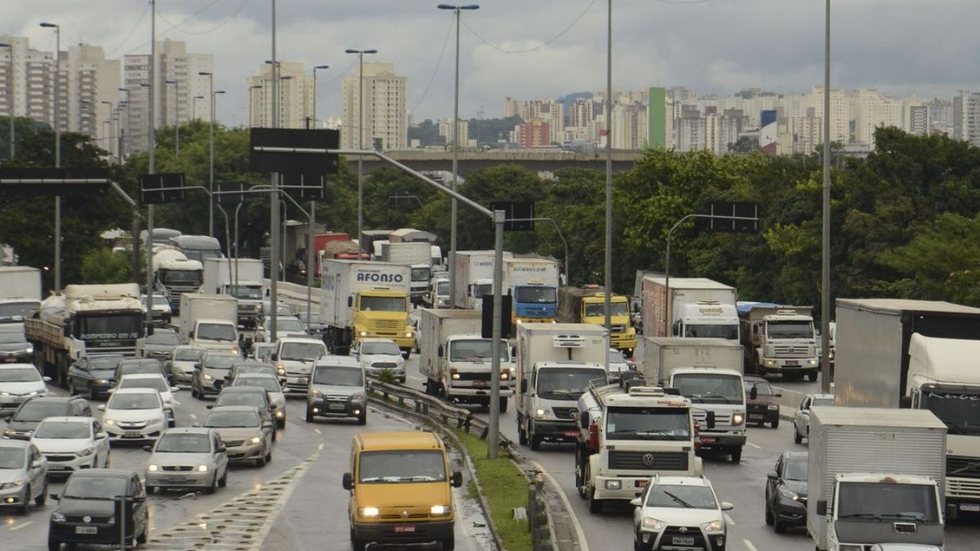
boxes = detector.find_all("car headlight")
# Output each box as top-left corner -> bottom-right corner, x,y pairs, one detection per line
640,516 -> 666,532
104,419 -> 116,426
23,345 -> 34,354
78,447 -> 95,457
95,379 -> 109,385
430,504 -> 449,515
731,413 -> 745,426
276,364 -> 286,375
0,480 -> 26,490
197,465 -> 209,472
0,391 -> 9,396
360,506 -> 380,518
500,371 -> 509,380
451,370 -> 461,380
250,436 -> 262,444
52,512 -> 67,523
3,429 -> 16,437
203,373 -> 213,381
275,410 -> 284,418
767,404 -> 779,410
604,479 -> 622,490
358,331 -> 367,337
701,519 -> 724,533
807,359 -> 817,366
148,464 -> 159,472
778,486 -> 800,501
311,389 -> 322,397
534,408 -> 548,419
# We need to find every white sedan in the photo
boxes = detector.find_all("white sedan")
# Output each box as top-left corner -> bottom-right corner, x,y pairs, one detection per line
30,417 -> 110,477
99,388 -> 168,444
114,373 -> 180,427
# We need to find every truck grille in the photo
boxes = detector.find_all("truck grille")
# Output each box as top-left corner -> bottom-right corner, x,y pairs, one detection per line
948,456 -> 980,479
552,407 -> 577,420
224,440 -> 245,447
773,344 -> 810,357
608,451 -> 689,471
454,372 -> 490,382
370,320 -> 401,332
162,465 -> 195,472
370,362 -> 399,369
691,411 -> 731,427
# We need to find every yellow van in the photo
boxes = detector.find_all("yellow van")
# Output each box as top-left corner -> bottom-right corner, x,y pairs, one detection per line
342,431 -> 462,551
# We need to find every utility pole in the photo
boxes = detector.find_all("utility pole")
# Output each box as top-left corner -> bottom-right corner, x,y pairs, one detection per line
269,0 -> 281,343
40,22 -> 61,292
344,48 -> 377,252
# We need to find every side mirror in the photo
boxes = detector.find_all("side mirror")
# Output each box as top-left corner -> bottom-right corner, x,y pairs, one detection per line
774,393 -> 782,398
767,471 -> 778,480
270,353 -> 278,361
194,363 -> 202,370
451,471 -> 463,488
42,376 -> 52,383
31,460 -> 43,469
145,325 -> 155,337
705,411 -> 716,430
216,445 -> 226,453
749,387 -> 758,400
97,405 -> 106,411
95,432 -> 108,440
142,445 -> 153,452
720,501 -> 734,511
342,472 -> 353,490
205,404 -> 213,410
347,296 -> 353,308
899,395 -> 913,409
437,345 -> 444,358
629,497 -> 642,507
50,493 -> 60,501
520,379 -> 527,393
63,325 -> 71,337
816,500 -> 827,516
580,411 -> 589,429
262,422 -> 273,430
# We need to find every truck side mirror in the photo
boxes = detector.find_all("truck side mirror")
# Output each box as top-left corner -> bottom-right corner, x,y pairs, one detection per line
189,331 -> 195,339
816,500 -> 827,516
580,411 -> 589,429
705,410 -> 716,429
749,387 -> 758,400
270,353 -> 278,361
520,379 -> 527,393
347,296 -> 353,308
899,395 -> 912,409
63,325 -> 71,337
437,345 -> 444,358
451,471 -> 463,488
342,472 -> 353,490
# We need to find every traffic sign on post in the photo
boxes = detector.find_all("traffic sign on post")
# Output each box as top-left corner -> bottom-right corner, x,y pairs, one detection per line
139,173 -> 186,205
249,128 -> 340,175
704,201 -> 759,232
490,201 -> 535,231
482,294 -> 512,339
216,182 -> 246,206
281,173 -> 326,201
0,167 -> 109,196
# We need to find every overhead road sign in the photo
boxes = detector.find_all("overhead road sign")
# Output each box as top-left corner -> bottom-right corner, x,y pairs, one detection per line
139,173 -> 186,205
249,128 -> 340,175
0,167 -> 109,196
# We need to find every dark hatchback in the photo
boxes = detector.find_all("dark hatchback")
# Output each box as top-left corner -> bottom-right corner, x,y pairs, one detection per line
3,396 -> 92,440
743,376 -> 781,428
765,450 -> 808,533
113,358 -> 169,387
48,469 -> 149,550
67,354 -> 124,400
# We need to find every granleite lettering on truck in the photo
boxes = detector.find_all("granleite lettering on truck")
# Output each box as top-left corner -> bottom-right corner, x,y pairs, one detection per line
513,266 -> 548,273
355,271 -> 404,284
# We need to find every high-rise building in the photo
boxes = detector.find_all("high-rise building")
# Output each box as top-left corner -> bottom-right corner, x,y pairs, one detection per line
953,91 -> 980,147
247,61 -> 314,129
810,86 -> 849,145
341,62 -> 407,151
851,89 -> 902,148
514,119 -> 551,148
438,117 -> 469,147
123,40 -> 212,154
611,102 -> 647,150
907,105 -> 929,136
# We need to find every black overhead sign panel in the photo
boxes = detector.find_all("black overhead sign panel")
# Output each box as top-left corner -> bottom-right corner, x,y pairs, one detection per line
249,128 -> 340,175
0,167 -> 110,196
140,173 -> 186,205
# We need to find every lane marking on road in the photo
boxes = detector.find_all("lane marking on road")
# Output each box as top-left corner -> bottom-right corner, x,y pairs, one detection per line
313,428 -> 321,435
747,442 -> 761,449
8,521 -> 31,531
189,413 -> 197,420
743,539 -> 759,551
724,513 -> 735,526
317,443 -> 324,451
531,460 -> 589,551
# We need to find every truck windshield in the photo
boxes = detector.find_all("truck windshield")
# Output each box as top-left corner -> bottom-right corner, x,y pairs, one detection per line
516,286 -> 557,304
0,301 -> 39,322
584,302 -> 629,317
436,281 -> 449,295
77,314 -> 142,342
358,450 -> 446,483
672,374 -> 744,405
474,283 -> 492,297
359,296 -> 406,313
160,270 -> 202,285
411,267 -> 431,282
279,342 -> 326,361
837,482 -> 939,522
450,339 -> 508,362
0,330 -> 26,344
684,323 -> 739,340
606,407 -> 690,440
536,368 -> 607,400
197,323 -> 236,341
766,321 -> 814,339
229,285 -> 263,300
920,389 -> 980,436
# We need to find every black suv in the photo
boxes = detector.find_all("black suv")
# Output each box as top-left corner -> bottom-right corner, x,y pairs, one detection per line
48,469 -> 149,550
3,396 -> 92,440
67,354 -> 124,400
765,450 -> 809,533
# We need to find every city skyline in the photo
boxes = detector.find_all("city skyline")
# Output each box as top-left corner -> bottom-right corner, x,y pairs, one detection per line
4,0 -> 980,127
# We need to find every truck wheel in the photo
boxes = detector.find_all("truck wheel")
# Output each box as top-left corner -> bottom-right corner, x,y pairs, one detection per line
530,431 -> 542,451
518,423 -> 528,446
498,397 -> 508,414
588,482 -> 603,514
731,447 -> 742,463
770,415 -> 780,429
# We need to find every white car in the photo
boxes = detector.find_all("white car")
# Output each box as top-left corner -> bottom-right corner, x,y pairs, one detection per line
631,475 -> 733,551
229,374 -> 287,428
352,338 -> 406,383
144,427 -> 229,494
0,364 -> 50,416
30,416 -> 110,477
607,348 -> 633,380
114,373 -> 180,427
99,388 -> 168,444
793,393 -> 835,444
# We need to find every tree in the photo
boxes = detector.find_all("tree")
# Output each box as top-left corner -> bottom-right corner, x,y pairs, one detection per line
81,248 -> 133,284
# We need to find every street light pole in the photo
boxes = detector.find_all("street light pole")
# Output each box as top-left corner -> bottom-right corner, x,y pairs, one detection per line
40,22 -> 62,292
0,43 -> 13,161
200,71 -> 215,237
438,4 -> 479,309
603,0 -> 613,346
270,0 -> 281,343
345,48 -> 377,251
312,64 -> 329,129
146,0 -> 157,326
165,79 -> 180,157
820,0 -> 832,393
100,100 -> 113,158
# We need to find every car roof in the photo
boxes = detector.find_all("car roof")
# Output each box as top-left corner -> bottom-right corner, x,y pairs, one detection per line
742,375 -> 767,383
112,387 -> 161,395
653,475 -> 712,487
120,358 -> 161,365
359,338 -> 397,344
37,416 -> 91,424
783,450 -> 808,461
234,374 -> 278,381
69,468 -> 135,480
0,363 -> 37,370
278,337 -> 323,344
809,393 -> 835,400
21,396 -> 77,404
208,405 -> 260,414
314,355 -> 360,368
356,431 -> 444,451
220,386 -> 266,394
119,373 -> 166,380
160,427 -> 213,436
0,438 -> 31,450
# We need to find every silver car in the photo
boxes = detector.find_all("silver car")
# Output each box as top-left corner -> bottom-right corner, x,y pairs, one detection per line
202,406 -> 273,467
306,356 -> 367,425
144,428 -> 228,494
229,374 -> 287,428
793,393 -> 835,444
0,439 -> 48,514
167,346 -> 205,385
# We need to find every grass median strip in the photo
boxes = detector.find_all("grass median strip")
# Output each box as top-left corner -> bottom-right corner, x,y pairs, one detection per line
454,430 -> 532,551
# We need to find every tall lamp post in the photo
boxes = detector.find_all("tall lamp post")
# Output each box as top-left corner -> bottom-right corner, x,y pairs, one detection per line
40,22 -> 62,292
820,0 -> 832,393
145,0 -> 158,325
603,0 -> 613,347
437,4 -> 478,309
248,85 -> 262,127
192,95 -> 204,120
0,42 -> 13,161
165,78 -> 180,157
344,48 -> 377,251
199,71 -> 216,237
312,64 -> 329,129
100,100 -> 114,158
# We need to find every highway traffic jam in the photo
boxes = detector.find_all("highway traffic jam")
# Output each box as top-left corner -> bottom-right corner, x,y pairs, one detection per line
0,227 -> 978,550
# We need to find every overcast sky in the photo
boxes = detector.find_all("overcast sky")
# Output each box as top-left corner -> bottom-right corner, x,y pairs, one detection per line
6,0 -> 980,125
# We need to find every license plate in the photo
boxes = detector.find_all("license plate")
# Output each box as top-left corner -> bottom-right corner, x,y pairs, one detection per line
785,360 -> 799,366
124,432 -> 142,438
960,503 -> 980,512
2,358 -> 16,363
563,431 -> 578,438
76,526 -> 98,535
748,414 -> 763,419
473,381 -> 488,388
394,525 -> 416,533
672,536 -> 694,546
328,403 -> 346,411
636,479 -> 648,488
700,437 -> 716,444
163,477 -> 185,483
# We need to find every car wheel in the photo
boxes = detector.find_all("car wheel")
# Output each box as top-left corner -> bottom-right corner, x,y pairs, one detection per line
256,454 -> 266,467
588,483 -> 603,514
104,451 -> 111,468
47,538 -> 60,551
68,380 -> 77,396
37,481 -> 48,506
794,428 -> 803,444
18,484 -> 30,514
350,527 -> 365,551
499,397 -> 508,414
191,386 -> 199,399
265,450 -> 272,464
205,475 -> 217,494
731,447 -> 742,463
277,418 -> 286,429
137,525 -> 148,544
218,471 -> 227,488
357,412 -> 367,425
774,514 -> 786,534
441,534 -> 455,551
271,429 -> 277,443
765,503 -> 773,525
305,406 -> 313,423
88,385 -> 98,401
771,416 -> 780,429
146,485 -> 156,494
518,423 -> 528,446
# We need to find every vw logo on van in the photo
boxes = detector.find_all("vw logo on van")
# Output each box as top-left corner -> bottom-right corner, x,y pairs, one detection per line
641,453 -> 656,467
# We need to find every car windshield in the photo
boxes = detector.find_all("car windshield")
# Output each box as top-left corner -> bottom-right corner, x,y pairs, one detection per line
155,433 -> 210,453
0,367 -> 40,383
359,295 -> 406,313
515,286 -> 556,304
205,355 -> 239,369
837,482 -> 939,522
0,301 -> 39,322
767,320 -> 814,339
279,342 -> 325,361
608,350 -> 627,365
197,323 -> 236,341
0,331 -> 26,344
63,476 -> 129,500
14,400 -> 67,422
672,374 -> 744,405
683,323 -> 739,340
535,368 -> 607,400
276,318 -> 306,332
745,380 -> 774,396
204,410 -> 259,428
646,484 -> 718,509
360,341 -> 400,356
358,450 -> 446,483
920,389 -> 980,436
236,365 -> 275,377
119,377 -> 168,393
174,348 -> 205,362
606,407 -> 691,440
160,270 -> 201,284
34,421 -> 91,439
785,456 -> 807,481
216,393 -> 264,408
88,355 -> 124,370
234,378 -> 280,393
0,448 -> 25,469
229,285 -> 263,300
812,397 -> 835,407
585,302 -> 629,317
449,339 -> 507,362
147,332 -> 180,345
108,393 -> 160,410
312,365 -> 363,386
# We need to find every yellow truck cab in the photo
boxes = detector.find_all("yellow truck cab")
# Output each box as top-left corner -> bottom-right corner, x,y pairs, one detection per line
342,431 -> 463,551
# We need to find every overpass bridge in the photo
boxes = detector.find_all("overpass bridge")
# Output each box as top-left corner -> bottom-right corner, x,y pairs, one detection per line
354,149 -> 645,176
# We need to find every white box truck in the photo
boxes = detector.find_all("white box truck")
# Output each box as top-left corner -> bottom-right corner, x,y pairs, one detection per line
381,241 -> 432,305
453,250 -> 512,310
808,407 -> 946,551
320,259 -> 414,356
179,294 -> 240,355
640,276 -> 739,341
0,266 -> 42,324
639,336 -> 747,462
502,257 -> 561,324
418,308 -> 514,412
515,323 -> 608,450
202,258 -> 265,328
